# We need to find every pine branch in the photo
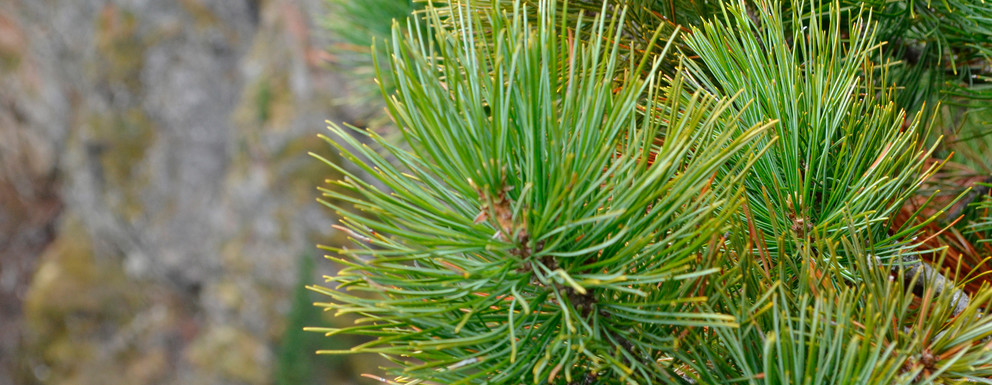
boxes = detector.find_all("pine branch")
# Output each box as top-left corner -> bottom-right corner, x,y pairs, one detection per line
683,0 -> 944,277
312,1 -> 770,382
314,0 -> 992,383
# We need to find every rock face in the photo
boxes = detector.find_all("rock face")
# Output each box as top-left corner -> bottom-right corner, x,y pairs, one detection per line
0,0 -> 362,383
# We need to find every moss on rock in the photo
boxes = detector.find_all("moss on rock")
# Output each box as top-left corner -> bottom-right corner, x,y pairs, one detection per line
23,216 -> 151,384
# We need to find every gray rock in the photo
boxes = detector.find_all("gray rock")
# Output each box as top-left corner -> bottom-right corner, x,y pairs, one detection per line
0,0 -> 360,383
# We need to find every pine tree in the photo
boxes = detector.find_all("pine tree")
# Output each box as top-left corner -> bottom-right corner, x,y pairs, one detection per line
311,0 -> 992,383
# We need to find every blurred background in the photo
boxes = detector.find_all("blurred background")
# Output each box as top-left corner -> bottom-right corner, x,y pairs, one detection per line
0,0 -> 383,383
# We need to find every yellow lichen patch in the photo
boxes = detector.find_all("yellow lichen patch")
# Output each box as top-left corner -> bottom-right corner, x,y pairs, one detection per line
23,216 -> 150,384
213,279 -> 244,312
185,325 -> 272,385
179,0 -> 221,31
24,218 -> 137,332
95,4 -> 144,90
86,109 -> 156,221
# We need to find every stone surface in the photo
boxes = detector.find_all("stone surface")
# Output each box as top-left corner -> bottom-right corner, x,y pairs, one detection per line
0,0 -> 369,383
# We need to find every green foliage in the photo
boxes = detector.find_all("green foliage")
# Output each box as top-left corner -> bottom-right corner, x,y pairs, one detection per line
276,255 -> 320,385
312,0 -> 992,383
311,4 -> 771,382
683,0 -> 944,274
322,0 -> 422,113
965,184 -> 992,244
681,228 -> 992,384
863,0 -> 992,108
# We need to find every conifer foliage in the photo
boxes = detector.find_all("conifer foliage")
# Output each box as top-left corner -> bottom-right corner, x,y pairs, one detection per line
313,0 -> 992,383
